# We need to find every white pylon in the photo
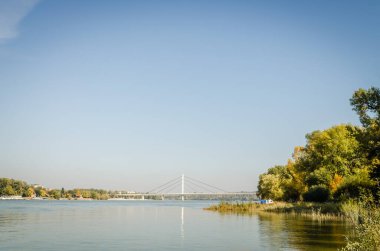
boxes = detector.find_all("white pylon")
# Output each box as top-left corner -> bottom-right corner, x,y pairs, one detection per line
181,174 -> 184,201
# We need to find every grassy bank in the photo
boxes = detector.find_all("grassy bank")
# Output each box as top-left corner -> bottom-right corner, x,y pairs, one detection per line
340,202 -> 380,251
205,201 -> 342,218
204,200 -> 376,222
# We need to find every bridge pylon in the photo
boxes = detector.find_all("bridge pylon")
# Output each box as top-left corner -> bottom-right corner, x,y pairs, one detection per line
181,174 -> 185,201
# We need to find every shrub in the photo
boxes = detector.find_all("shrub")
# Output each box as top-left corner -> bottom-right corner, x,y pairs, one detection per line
302,185 -> 330,202
334,172 -> 376,202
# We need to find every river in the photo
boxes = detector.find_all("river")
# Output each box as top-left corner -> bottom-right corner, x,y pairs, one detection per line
0,200 -> 349,250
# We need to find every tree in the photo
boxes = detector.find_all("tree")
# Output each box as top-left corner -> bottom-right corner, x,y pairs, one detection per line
295,125 -> 366,186
350,87 -> 380,181
350,87 -> 380,128
35,188 -> 48,197
334,169 -> 376,201
257,165 -> 294,200
3,185 -> 15,196
49,190 -> 61,200
303,185 -> 330,202
23,187 -> 35,197
257,173 -> 283,200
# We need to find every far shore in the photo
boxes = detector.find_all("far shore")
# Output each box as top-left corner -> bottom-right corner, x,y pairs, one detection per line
0,196 -> 156,201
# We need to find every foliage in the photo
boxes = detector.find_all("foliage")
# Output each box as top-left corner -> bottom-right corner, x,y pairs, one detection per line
257,87 -> 380,205
350,87 -> 380,128
0,177 -> 110,200
340,203 -> 380,251
49,189 -> 61,200
296,124 -> 365,180
23,187 -> 35,197
257,171 -> 284,200
334,169 -> 376,201
69,189 -> 109,200
35,187 -> 48,197
302,185 -> 330,203
350,87 -> 380,194
0,178 -> 29,196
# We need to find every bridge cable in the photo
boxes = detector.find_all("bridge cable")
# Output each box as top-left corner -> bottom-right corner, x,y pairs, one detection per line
185,178 -> 216,193
155,179 -> 181,194
186,176 -> 228,193
185,182 -> 203,193
165,182 -> 183,193
148,175 -> 182,193
155,179 -> 182,194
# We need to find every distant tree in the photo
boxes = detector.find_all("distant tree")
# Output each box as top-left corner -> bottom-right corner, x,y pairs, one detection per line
23,187 -> 35,197
74,189 -> 82,198
3,185 -> 15,196
49,190 -> 61,200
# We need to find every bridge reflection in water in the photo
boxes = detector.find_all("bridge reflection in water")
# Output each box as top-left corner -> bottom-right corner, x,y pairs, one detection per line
113,175 -> 257,201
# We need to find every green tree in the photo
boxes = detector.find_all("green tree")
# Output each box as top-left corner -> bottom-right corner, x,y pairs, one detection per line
303,185 -> 330,202
258,173 -> 283,200
23,187 -> 35,197
334,169 -> 376,201
350,87 -> 380,182
3,185 -> 15,196
49,190 -> 61,199
35,188 -> 48,197
295,124 -> 367,194
257,165 -> 291,200
350,87 -> 380,128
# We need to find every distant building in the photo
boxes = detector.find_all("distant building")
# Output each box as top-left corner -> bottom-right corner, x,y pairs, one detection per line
32,184 -> 45,189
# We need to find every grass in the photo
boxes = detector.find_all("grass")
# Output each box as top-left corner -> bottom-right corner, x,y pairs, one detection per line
205,201 -> 345,221
339,201 -> 380,251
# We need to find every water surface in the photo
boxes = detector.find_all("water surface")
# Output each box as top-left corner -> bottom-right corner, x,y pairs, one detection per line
0,200 -> 349,250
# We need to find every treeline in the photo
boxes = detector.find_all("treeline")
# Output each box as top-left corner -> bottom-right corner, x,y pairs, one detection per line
0,178 -> 109,200
0,178 -> 34,197
258,87 -> 380,203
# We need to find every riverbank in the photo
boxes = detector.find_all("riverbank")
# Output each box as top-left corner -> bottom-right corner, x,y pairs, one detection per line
205,200 -> 380,249
205,201 -> 348,220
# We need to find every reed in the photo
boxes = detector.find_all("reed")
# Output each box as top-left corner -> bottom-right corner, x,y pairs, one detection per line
340,201 -> 380,251
205,201 -> 344,221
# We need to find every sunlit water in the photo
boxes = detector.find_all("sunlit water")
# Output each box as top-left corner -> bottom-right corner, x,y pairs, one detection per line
0,200 -> 349,250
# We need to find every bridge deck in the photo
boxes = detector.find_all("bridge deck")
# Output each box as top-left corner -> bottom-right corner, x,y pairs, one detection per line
115,193 -> 255,196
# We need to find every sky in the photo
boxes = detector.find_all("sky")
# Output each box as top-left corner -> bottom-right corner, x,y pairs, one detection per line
0,0 -> 379,192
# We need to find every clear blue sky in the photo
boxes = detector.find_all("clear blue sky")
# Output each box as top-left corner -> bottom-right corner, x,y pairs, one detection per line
0,0 -> 379,191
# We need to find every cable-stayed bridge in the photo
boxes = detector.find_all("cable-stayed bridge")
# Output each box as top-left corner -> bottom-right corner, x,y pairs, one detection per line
113,175 -> 257,201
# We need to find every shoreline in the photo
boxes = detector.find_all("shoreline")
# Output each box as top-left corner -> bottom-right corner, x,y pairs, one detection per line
204,201 -> 348,220
0,196 -> 149,201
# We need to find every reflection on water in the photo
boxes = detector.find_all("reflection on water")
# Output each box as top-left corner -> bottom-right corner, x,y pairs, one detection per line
257,212 -> 349,251
0,201 -> 350,251
181,207 -> 184,240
